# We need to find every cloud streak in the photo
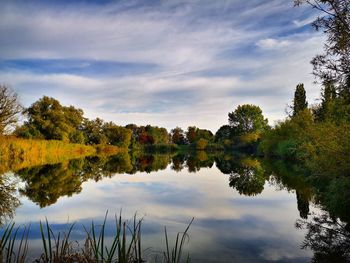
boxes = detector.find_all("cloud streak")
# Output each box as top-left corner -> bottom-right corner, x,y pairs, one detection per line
0,0 -> 323,131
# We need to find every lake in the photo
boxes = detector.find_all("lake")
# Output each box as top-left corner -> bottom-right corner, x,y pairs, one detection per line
1,152 -> 349,262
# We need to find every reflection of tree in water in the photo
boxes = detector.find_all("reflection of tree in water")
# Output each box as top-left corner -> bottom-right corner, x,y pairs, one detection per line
312,177 -> 350,225
228,159 -> 266,196
14,152 -> 174,207
297,191 -> 310,219
216,155 -> 267,196
81,153 -> 133,181
262,159 -> 313,219
132,154 -> 172,173
171,154 -> 186,172
0,174 -> 20,225
296,212 -> 350,262
186,151 -> 214,173
16,154 -> 134,207
17,160 -> 85,208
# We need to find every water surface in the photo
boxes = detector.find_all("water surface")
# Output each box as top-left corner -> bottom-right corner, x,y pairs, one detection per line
1,153 -> 349,262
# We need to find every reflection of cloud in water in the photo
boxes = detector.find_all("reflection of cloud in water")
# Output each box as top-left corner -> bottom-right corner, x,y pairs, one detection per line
10,162 -> 314,262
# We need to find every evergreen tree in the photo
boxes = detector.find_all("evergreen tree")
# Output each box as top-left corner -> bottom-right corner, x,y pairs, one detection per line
293,83 -> 308,116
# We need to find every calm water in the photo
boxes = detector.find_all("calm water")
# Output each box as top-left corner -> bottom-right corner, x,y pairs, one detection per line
1,153 -> 349,262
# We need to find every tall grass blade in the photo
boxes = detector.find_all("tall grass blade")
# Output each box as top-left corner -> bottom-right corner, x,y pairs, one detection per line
1,222 -> 15,251
164,226 -> 170,263
39,221 -> 48,262
6,226 -> 19,263
177,217 -> 194,263
45,218 -> 53,262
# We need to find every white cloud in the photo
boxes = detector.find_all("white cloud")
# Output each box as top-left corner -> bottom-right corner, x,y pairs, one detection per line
256,38 -> 291,49
0,0 -> 324,131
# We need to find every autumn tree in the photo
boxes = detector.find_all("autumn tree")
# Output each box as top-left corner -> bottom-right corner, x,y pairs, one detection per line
186,126 -> 198,144
185,126 -> 214,145
0,85 -> 22,134
293,83 -> 308,116
171,127 -> 186,145
196,138 -> 208,150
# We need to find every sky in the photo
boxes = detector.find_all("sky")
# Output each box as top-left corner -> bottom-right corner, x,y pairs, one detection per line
0,0 -> 324,132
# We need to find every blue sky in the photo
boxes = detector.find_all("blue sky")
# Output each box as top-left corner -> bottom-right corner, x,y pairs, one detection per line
0,0 -> 323,131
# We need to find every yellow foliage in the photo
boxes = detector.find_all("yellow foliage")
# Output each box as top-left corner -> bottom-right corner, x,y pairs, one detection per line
240,132 -> 260,144
196,138 -> 208,150
0,136 -> 97,173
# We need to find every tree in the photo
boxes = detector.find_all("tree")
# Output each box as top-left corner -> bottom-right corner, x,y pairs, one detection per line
82,118 -> 108,145
0,85 -> 22,134
228,104 -> 268,135
196,138 -> 208,150
0,174 -> 20,224
293,83 -> 308,116
103,122 -> 132,148
314,80 -> 337,121
186,126 -> 213,144
294,0 -> 350,89
186,126 -> 198,144
228,159 -> 266,196
18,96 -> 85,142
196,129 -> 214,141
171,127 -> 186,145
215,125 -> 232,142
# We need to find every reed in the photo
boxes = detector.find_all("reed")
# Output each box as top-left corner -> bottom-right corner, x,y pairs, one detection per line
164,218 -> 193,263
0,223 -> 29,263
0,214 -> 193,263
0,136 -> 96,174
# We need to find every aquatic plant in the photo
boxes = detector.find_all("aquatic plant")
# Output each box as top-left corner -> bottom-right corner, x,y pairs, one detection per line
0,214 -> 193,263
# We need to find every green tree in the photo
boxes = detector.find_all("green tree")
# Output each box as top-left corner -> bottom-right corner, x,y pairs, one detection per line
196,129 -> 213,141
214,125 -> 232,142
0,85 -> 22,134
82,118 -> 108,145
18,96 -> 84,142
103,122 -> 132,148
228,104 -> 268,135
293,83 -> 308,116
314,81 -> 337,121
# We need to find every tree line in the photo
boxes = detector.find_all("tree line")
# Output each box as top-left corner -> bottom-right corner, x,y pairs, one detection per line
0,91 -> 220,149
0,0 -> 348,160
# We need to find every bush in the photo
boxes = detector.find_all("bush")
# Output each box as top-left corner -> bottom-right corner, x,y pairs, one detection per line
196,138 -> 208,150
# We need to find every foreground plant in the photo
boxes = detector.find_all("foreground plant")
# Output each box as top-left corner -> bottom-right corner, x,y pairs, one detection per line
0,213 -> 193,263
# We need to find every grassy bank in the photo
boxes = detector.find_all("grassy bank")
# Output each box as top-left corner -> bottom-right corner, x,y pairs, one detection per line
0,136 -> 121,174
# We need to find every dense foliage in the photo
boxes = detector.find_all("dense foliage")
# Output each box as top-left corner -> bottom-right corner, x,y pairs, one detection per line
15,96 -> 85,142
228,104 -> 268,135
293,83 -> 308,116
